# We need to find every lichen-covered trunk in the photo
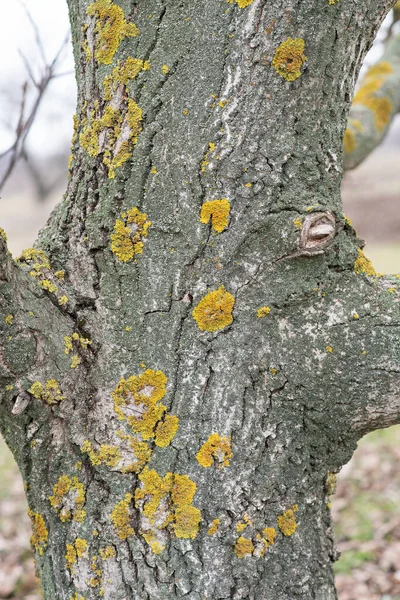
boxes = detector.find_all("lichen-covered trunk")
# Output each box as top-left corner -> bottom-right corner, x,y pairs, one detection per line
1,1 -> 399,599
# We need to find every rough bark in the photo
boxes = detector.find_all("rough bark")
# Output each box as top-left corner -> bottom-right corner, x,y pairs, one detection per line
1,1 -> 399,599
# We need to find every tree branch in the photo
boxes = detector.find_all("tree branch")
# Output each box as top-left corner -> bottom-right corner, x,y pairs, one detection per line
344,32 -> 400,170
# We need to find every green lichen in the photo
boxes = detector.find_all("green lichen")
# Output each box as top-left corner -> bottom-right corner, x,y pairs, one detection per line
110,207 -> 151,262
272,38 -> 306,81
86,0 -> 139,65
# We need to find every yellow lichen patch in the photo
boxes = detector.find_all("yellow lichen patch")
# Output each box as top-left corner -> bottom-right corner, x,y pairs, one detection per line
81,440 -> 122,468
86,0 -> 139,65
111,493 -> 135,539
99,545 -> 116,560
55,270 -> 65,280
65,538 -> 88,572
58,295 -> 69,306
272,38 -> 306,82
115,431 -> 153,473
293,217 -> 302,229
236,521 -> 248,533
104,58 -> 150,101
28,510 -> 48,555
262,527 -> 277,546
80,100 -> 143,179
135,468 -> 202,541
162,64 -> 169,74
196,433 -> 232,468
277,505 -> 298,537
112,369 -> 168,439
257,306 -> 271,318
29,379 -> 64,405
353,62 -> 393,131
0,227 -> 7,242
64,332 -> 92,369
208,518 -> 220,536
110,207 -> 151,262
39,279 -> 58,294
325,472 -> 337,496
5,314 -> 13,325
354,248 -> 377,276
234,536 -> 254,558
199,199 -> 231,233
18,248 -> 51,281
49,475 -> 86,523
70,594 -> 85,600
326,346 -> 333,353
192,286 -> 234,332
154,414 -> 179,447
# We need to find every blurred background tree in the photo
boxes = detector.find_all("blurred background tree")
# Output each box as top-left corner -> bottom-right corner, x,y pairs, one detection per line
0,2 -> 399,599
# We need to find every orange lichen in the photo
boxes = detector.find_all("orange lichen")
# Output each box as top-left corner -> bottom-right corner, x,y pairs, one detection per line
110,493 -> 135,539
110,207 -> 151,262
28,510 -> 48,555
86,0 -> 139,65
208,518 -> 220,536
277,505 -> 298,536
196,433 -> 232,468
234,536 -> 254,558
135,468 -> 202,541
354,248 -> 377,276
154,414 -> 179,447
49,475 -> 86,523
112,369 -> 168,440
29,379 -> 64,405
192,286 -> 234,332
272,38 -> 306,81
199,199 -> 231,233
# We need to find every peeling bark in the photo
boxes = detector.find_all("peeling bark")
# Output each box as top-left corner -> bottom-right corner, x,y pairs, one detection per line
1,1 -> 399,599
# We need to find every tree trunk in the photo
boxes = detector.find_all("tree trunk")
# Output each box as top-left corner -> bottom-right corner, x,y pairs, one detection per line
1,1 -> 399,599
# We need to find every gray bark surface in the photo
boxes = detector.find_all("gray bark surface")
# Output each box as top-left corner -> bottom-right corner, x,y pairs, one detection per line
1,1 -> 399,599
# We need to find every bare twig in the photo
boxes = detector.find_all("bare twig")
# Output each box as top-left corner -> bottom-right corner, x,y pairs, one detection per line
0,20 -> 71,194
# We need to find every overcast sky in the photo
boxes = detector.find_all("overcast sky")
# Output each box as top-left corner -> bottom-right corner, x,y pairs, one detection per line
0,0 -> 76,157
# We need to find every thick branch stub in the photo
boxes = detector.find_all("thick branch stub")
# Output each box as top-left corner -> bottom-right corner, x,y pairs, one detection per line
344,33 -> 400,170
